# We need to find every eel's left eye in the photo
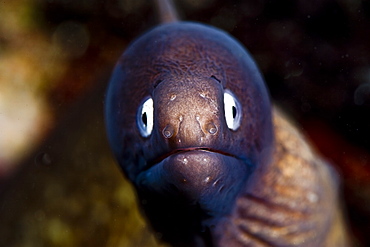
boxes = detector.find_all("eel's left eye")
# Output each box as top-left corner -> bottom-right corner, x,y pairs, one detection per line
137,97 -> 154,137
224,89 -> 242,131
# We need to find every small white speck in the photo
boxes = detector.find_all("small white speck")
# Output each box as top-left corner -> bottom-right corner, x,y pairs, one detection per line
200,93 -> 205,98
203,158 -> 207,162
204,176 -> 210,183
183,158 -> 188,164
307,192 -> 318,203
170,95 -> 176,101
178,139 -> 181,143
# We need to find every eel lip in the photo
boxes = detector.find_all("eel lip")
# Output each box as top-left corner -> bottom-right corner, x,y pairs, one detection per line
148,147 -> 236,169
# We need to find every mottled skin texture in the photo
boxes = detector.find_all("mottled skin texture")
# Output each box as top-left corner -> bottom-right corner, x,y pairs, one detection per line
105,22 -> 348,246
215,109 -> 349,246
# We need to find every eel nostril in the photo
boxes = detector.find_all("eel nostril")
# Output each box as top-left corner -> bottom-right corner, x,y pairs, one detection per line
162,124 -> 175,138
206,122 -> 218,135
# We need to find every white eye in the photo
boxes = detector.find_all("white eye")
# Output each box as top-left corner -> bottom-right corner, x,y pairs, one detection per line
137,97 -> 154,137
224,90 -> 242,131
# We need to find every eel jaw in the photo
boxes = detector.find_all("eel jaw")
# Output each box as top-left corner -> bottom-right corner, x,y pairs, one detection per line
138,148 -> 249,209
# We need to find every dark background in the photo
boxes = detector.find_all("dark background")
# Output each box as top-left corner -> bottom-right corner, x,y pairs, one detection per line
0,0 -> 369,246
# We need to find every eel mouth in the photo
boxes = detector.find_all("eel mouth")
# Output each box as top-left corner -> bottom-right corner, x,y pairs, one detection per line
148,147 -> 237,169
138,147 -> 249,202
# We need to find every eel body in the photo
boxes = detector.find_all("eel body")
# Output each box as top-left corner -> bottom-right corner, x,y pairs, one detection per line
105,0 -> 349,246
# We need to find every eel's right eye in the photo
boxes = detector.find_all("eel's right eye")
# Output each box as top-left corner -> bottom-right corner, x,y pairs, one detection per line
137,97 -> 154,137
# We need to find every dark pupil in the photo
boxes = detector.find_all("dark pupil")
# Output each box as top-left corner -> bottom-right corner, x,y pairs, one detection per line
142,112 -> 147,126
232,106 -> 237,119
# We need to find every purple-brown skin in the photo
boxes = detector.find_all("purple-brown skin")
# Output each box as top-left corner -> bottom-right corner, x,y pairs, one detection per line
105,22 -> 349,246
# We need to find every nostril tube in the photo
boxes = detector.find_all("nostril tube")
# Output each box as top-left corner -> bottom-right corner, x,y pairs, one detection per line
162,125 -> 175,138
206,122 -> 218,135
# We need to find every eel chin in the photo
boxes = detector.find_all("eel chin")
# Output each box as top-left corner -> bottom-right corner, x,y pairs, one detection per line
136,149 -> 250,212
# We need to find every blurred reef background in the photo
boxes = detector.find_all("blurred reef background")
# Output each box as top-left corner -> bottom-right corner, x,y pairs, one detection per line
0,0 -> 369,246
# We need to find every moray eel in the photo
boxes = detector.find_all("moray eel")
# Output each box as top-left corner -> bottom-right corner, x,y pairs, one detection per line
105,0 -> 349,246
